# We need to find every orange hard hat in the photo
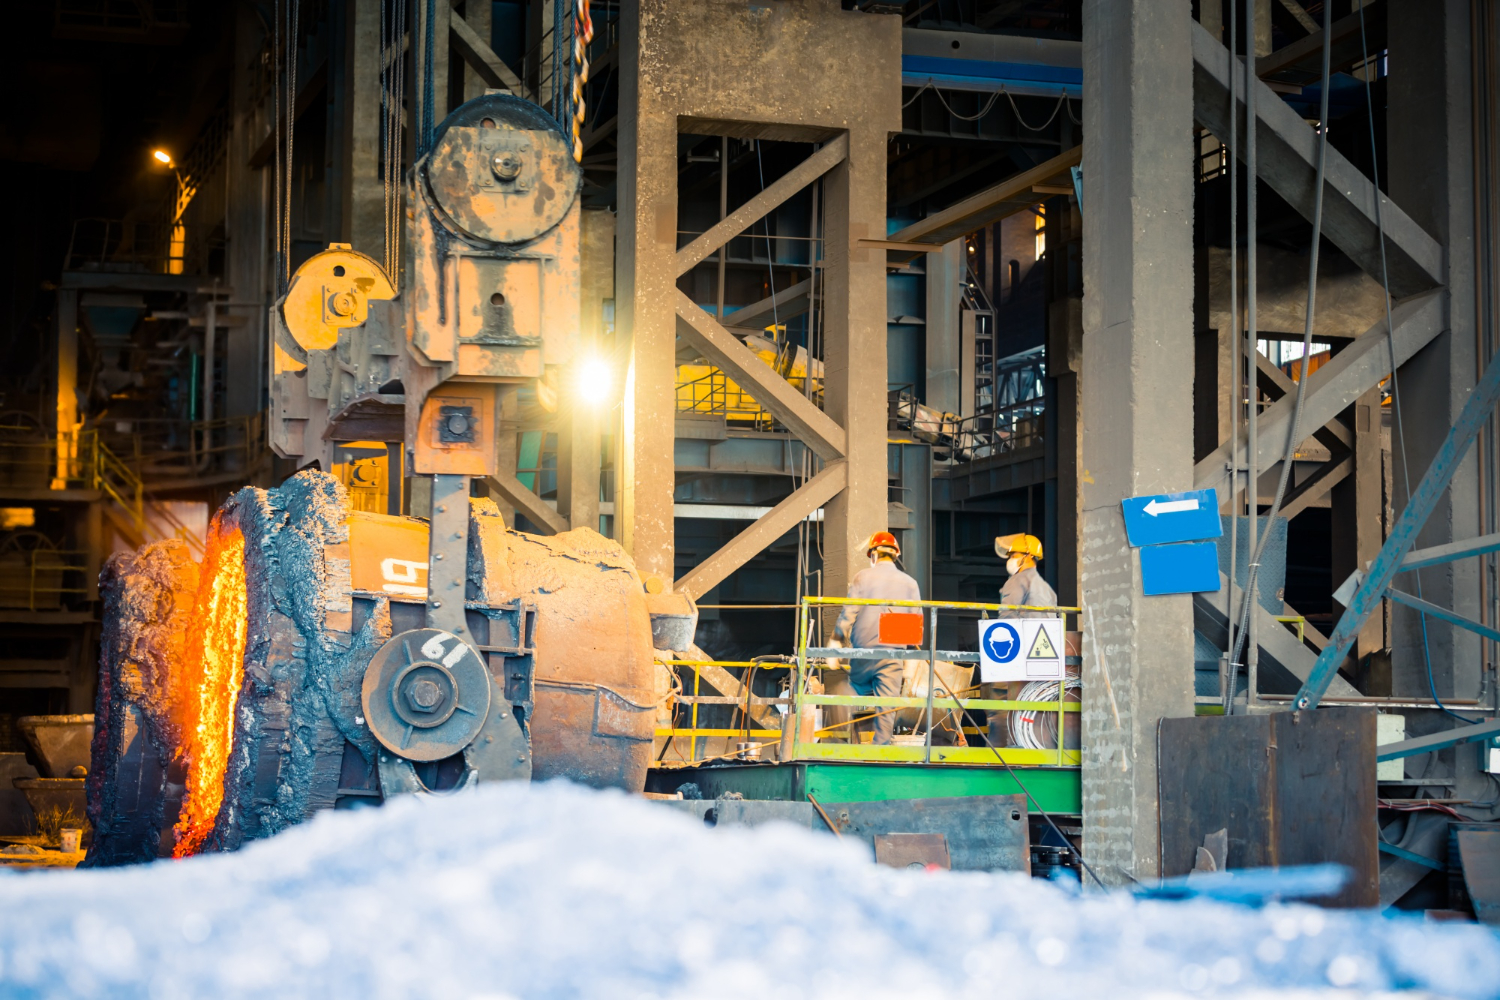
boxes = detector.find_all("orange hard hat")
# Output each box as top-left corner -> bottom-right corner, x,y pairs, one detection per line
865,531 -> 900,557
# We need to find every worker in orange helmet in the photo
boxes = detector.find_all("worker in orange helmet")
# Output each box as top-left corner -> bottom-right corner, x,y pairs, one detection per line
832,531 -> 921,745
995,533 -> 1056,618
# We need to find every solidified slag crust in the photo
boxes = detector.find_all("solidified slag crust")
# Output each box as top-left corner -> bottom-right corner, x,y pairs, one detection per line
84,540 -> 200,867
210,470 -> 389,852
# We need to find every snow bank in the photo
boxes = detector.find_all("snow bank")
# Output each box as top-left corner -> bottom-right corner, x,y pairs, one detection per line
0,780 -> 1496,999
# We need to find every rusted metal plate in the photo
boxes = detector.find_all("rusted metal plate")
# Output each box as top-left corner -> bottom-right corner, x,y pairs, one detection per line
347,512 -> 430,598
470,500 -> 658,791
456,257 -> 542,346
413,383 -> 497,476
819,794 -> 1031,872
1159,708 -> 1378,907
874,832 -> 951,870
1457,830 -> 1500,925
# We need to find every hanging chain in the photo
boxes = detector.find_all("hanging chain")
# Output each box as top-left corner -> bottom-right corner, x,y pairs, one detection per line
382,0 -> 408,287
272,0 -> 282,291
571,0 -> 593,162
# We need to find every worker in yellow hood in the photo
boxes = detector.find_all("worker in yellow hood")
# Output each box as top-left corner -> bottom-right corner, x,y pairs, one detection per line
995,533 -> 1056,618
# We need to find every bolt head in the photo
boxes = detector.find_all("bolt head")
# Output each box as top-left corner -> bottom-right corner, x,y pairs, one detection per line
492,151 -> 524,181
407,677 -> 444,712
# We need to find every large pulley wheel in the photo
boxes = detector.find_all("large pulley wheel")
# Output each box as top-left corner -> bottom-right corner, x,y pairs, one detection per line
362,629 -> 492,762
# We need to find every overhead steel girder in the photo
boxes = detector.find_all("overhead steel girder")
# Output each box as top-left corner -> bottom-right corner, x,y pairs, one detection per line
483,470 -> 570,536
1191,20 -> 1442,299
674,460 -> 847,601
1196,290 -> 1442,500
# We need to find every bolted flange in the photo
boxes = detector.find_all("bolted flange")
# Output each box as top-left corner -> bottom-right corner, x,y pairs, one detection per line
362,628 -> 492,762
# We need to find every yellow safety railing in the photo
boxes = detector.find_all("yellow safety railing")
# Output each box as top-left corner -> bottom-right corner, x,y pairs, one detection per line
0,547 -> 90,611
790,597 -> 1085,767
654,658 -> 794,766
1,425 -> 205,556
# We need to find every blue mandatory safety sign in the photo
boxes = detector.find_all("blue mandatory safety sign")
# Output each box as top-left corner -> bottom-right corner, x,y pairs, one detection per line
1121,489 -> 1223,547
980,620 -> 1021,664
1140,540 -> 1223,595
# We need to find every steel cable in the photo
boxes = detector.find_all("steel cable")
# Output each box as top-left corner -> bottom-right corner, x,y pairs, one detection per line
1228,0 -> 1334,700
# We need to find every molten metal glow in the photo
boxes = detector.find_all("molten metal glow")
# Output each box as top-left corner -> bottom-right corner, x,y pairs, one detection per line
172,525 -> 247,858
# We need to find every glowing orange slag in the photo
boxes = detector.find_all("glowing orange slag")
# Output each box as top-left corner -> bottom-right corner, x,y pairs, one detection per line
171,523 -> 248,858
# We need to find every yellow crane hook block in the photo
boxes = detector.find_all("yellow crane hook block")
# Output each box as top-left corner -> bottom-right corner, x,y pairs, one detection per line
280,244 -> 397,352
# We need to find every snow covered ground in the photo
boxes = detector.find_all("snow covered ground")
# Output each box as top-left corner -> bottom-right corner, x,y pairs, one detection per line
0,780 -> 1496,999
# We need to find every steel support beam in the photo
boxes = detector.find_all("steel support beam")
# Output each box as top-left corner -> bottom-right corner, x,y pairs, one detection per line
483,471 -> 570,536
675,135 -> 849,275
675,292 -> 847,461
1295,321 -> 1500,708
1401,533 -> 1500,573
451,12 -> 532,101
1193,578 -> 1360,697
1277,454 -> 1351,520
675,461 -> 847,601
1376,717 -> 1500,763
617,0 -> 899,595
1387,589 -> 1500,646
451,2 -> 494,102
885,145 -> 1081,259
1198,291 -> 1443,500
1191,20 -> 1443,298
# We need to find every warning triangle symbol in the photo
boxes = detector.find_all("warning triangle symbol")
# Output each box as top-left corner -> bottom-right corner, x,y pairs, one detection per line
1028,627 -> 1059,660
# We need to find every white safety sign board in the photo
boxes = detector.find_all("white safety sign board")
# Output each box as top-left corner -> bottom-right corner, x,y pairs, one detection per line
977,617 -> 1065,683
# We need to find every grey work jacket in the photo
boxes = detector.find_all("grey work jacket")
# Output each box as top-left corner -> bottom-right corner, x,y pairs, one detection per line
999,566 -> 1057,619
833,559 -> 922,649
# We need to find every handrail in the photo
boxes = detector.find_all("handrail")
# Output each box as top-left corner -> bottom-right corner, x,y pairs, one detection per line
791,596 -> 1082,767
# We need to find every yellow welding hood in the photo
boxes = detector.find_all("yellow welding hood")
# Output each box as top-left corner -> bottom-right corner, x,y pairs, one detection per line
995,533 -> 1043,561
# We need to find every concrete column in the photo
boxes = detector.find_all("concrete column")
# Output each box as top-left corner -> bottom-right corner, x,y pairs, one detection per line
226,4 -> 269,421
1387,1 -> 1480,703
925,239 -> 964,413
1331,386 -> 1386,669
821,136 -> 892,606
559,208 -> 614,532
615,9 -> 677,589
344,0 -> 383,258
1079,0 -> 1197,885
1046,195 -> 1082,608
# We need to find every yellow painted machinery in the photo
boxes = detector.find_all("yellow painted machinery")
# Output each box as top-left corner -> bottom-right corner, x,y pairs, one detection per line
86,94 -> 678,865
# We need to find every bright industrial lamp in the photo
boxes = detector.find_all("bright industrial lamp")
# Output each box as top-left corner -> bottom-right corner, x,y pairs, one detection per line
153,149 -> 173,166
575,356 -> 612,404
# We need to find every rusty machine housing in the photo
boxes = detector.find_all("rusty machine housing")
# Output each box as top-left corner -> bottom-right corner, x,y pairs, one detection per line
85,95 -> 673,865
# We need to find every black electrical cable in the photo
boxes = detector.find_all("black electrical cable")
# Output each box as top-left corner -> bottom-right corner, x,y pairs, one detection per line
1354,4 -> 1481,726
938,687 -> 1104,889
1228,0 -> 1334,694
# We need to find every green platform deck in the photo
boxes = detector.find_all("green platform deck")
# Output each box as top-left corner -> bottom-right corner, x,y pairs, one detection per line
646,762 -> 1081,815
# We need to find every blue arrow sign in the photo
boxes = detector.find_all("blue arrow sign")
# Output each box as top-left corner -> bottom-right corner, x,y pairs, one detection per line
1121,489 -> 1223,546
1140,541 -> 1222,595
